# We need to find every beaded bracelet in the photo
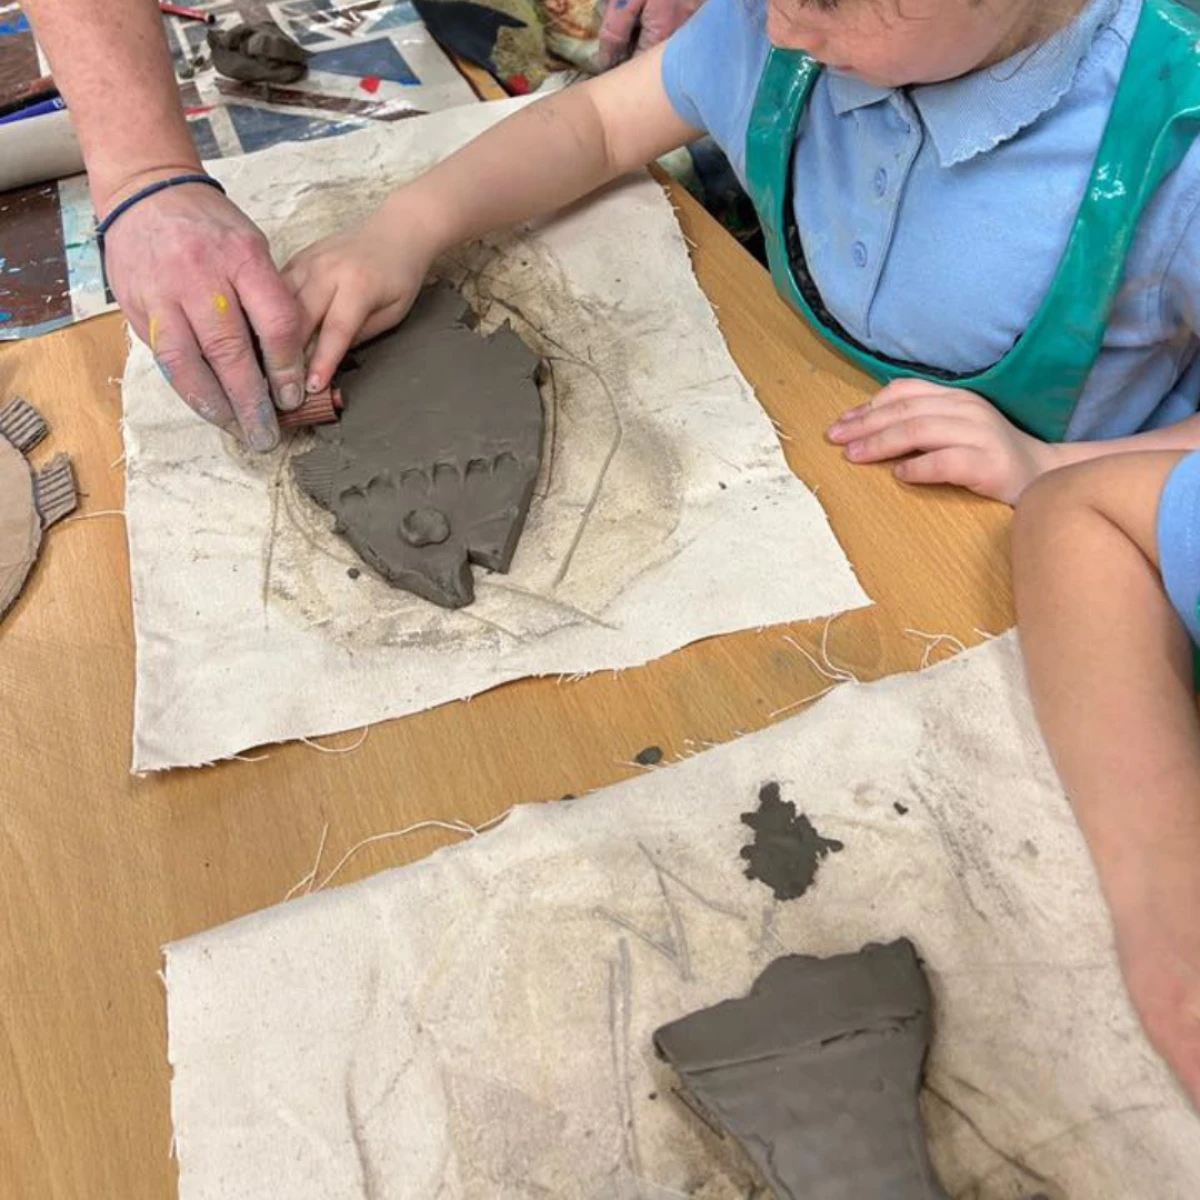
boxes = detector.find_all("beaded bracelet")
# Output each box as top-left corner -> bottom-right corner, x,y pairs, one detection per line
95,174 -> 227,256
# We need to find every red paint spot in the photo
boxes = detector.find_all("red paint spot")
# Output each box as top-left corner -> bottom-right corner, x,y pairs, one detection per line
359,75 -> 381,94
185,106 -> 215,117
508,74 -> 530,95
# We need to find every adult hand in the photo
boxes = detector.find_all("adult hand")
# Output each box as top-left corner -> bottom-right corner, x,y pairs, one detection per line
826,378 -> 1059,506
598,0 -> 704,69
282,201 -> 437,393
102,178 -> 306,452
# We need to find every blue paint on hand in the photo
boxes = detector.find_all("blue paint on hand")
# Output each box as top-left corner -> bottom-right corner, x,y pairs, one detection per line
156,359 -> 173,385
616,1 -> 629,8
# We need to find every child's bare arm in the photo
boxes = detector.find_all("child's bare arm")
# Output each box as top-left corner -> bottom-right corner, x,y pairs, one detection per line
286,46 -> 700,388
1049,413 -> 1200,468
1015,452 -> 1200,859
395,44 -> 697,253
1013,452 -> 1200,1106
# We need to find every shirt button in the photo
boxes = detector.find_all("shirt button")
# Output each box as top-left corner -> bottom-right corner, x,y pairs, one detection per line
874,167 -> 888,196
852,241 -> 868,267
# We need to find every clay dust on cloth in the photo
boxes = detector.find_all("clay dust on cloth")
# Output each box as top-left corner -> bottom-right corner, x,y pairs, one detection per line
163,636 -> 1200,1200
121,96 -> 867,771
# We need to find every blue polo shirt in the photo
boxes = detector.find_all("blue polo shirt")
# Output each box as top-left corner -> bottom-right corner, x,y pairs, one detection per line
662,0 -> 1200,442
1160,453 -> 1200,645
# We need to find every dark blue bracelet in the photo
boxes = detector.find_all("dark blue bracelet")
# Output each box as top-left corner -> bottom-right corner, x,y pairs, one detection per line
95,173 -> 226,255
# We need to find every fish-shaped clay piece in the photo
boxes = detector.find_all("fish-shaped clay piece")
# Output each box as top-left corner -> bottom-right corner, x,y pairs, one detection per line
0,398 -> 78,622
292,282 -> 544,609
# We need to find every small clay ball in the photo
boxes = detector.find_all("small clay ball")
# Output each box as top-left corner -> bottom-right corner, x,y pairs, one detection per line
400,506 -> 451,547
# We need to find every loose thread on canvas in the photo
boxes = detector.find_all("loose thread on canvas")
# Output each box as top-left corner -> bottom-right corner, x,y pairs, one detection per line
284,808 -> 514,897
298,726 -> 370,755
905,628 -> 968,670
769,684 -> 837,718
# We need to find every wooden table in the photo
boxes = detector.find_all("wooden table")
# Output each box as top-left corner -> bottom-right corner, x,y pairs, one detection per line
0,175 -> 1013,1197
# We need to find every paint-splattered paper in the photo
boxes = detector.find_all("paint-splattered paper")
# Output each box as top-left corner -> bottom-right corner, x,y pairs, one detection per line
164,636 -> 1200,1199
0,0 -> 475,339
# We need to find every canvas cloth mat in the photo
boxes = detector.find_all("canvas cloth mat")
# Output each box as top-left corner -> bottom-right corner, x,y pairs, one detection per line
121,96 -> 867,771
163,635 -> 1200,1199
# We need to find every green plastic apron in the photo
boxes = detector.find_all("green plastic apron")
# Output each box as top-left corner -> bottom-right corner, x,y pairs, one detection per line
743,0 -> 1200,442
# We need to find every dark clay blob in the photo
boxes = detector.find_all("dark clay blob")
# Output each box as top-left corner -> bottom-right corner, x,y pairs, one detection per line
740,781 -> 844,900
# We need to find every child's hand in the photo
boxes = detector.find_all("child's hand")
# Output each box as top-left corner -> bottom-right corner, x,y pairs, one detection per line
282,207 -> 437,393
827,378 -> 1057,505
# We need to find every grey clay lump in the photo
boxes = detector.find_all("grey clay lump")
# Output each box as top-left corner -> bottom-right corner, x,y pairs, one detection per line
654,939 -> 950,1200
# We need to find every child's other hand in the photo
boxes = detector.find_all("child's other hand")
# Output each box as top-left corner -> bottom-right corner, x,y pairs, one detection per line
827,378 -> 1057,505
283,207 -> 436,393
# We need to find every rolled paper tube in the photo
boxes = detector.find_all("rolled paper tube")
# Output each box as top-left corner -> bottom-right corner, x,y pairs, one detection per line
0,108 -> 85,192
279,386 -> 344,429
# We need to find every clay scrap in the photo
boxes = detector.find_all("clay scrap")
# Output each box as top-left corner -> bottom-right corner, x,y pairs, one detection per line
207,22 -> 310,85
292,282 -> 544,608
0,398 -> 78,623
741,780 -> 845,900
654,939 -> 949,1200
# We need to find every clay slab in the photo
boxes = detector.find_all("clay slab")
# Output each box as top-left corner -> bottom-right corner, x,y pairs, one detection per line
293,283 -> 543,608
0,399 -> 77,621
655,940 -> 949,1200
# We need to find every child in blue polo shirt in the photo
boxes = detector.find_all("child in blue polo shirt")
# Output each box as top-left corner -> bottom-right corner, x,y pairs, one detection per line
284,0 -> 1200,1098
1014,452 -> 1200,1109
288,0 -> 1200,504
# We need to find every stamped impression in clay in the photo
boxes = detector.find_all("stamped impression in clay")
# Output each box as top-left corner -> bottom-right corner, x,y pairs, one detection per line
292,282 -> 544,608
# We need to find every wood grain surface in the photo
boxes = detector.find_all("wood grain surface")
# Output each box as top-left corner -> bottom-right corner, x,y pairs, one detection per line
0,178 -> 1013,1199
